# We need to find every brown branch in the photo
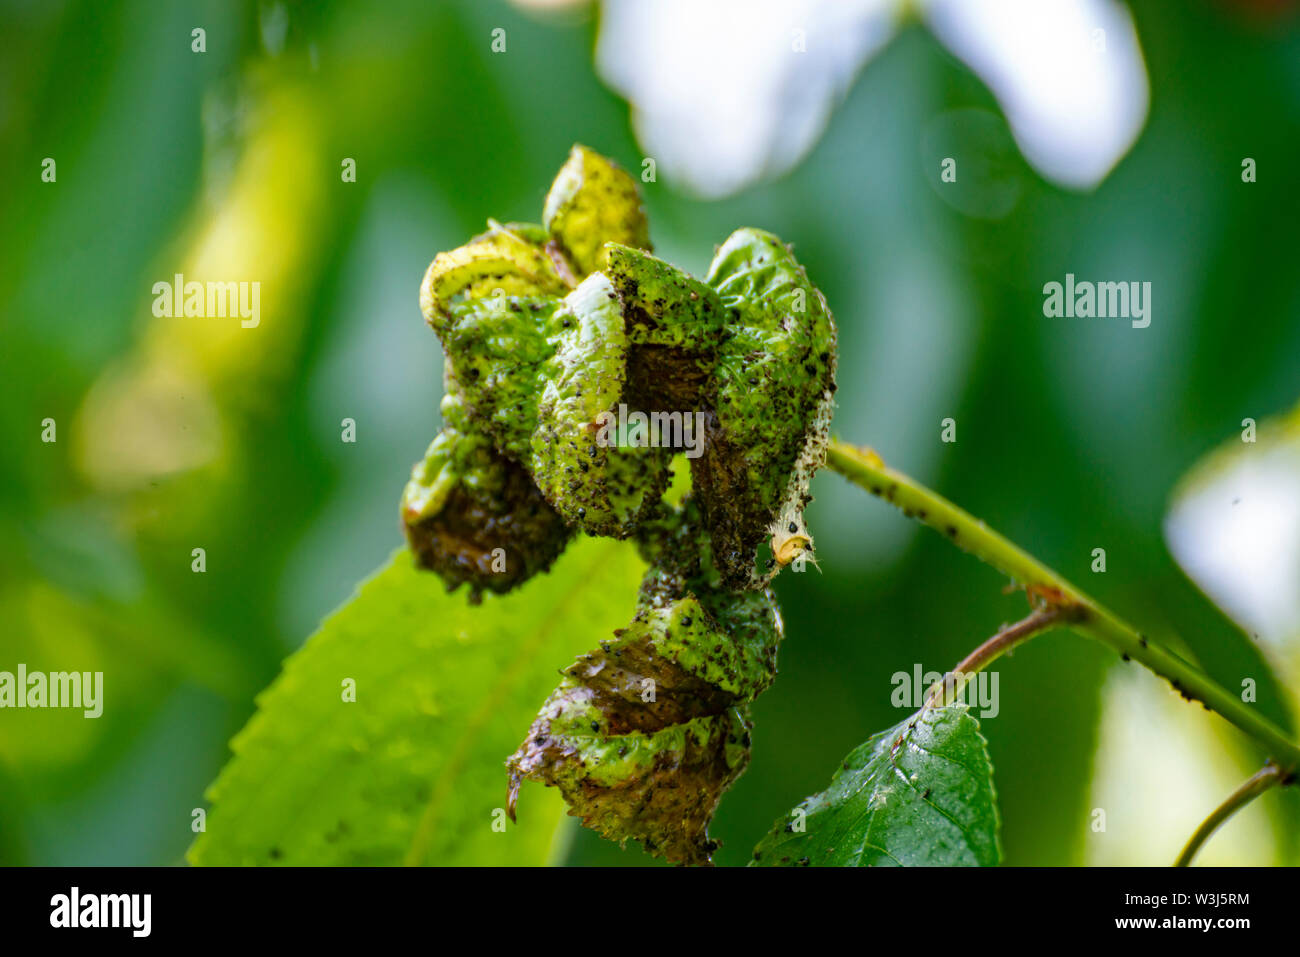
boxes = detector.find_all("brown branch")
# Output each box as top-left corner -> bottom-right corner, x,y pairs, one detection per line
924,605 -> 1073,710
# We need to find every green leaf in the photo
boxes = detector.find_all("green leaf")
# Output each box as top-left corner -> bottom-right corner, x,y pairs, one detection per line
750,704 -> 1000,866
189,537 -> 644,866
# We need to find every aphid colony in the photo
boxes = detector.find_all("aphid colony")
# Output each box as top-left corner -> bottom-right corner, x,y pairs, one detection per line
403,145 -> 837,863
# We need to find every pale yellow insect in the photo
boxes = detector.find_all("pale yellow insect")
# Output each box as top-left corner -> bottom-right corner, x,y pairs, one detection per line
769,507 -> 820,571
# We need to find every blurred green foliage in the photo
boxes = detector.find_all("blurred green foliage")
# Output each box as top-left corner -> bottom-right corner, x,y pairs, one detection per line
2,0 -> 1298,865
190,539 -> 645,867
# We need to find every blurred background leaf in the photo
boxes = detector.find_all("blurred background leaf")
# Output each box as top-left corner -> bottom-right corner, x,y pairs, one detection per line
190,539 -> 644,866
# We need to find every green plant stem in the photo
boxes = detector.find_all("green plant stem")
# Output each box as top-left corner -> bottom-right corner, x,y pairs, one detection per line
1174,764 -> 1284,867
825,439 -> 1300,772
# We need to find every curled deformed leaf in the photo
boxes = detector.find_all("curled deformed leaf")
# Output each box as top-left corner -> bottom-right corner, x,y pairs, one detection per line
402,379 -> 571,599
407,147 -> 838,593
507,502 -> 783,864
604,243 -> 726,413
403,148 -> 840,861
529,273 -> 673,537
543,144 -> 652,276
699,228 -> 838,587
752,704 -> 1000,867
509,691 -> 751,866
